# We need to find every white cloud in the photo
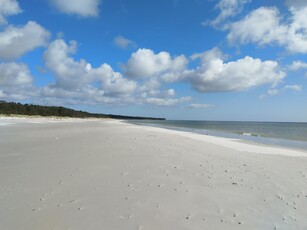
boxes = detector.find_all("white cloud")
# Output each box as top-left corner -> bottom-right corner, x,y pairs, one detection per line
0,62 -> 34,100
40,85 -> 106,106
264,84 -> 302,97
41,40 -> 195,107
227,6 -> 307,53
268,89 -> 279,96
90,63 -> 137,96
160,55 -> 189,82
123,49 -> 170,79
284,7 -> 307,53
165,89 -> 175,97
0,0 -> 21,25
185,48 -> 285,92
123,48 -> 188,81
283,84 -> 302,91
114,36 -> 135,49
0,21 -> 50,60
209,0 -> 250,27
44,39 -> 90,89
289,61 -> 307,71
227,7 -> 286,45
43,39 -> 137,104
123,47 -> 286,96
137,78 -> 161,97
189,103 -> 214,109
0,62 -> 32,86
50,0 -> 100,17
146,96 -> 192,106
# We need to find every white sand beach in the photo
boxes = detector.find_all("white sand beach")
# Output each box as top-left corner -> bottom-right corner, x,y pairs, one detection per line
1,117 -> 307,230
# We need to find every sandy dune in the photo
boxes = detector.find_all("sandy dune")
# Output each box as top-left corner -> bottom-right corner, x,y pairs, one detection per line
1,118 -> 307,230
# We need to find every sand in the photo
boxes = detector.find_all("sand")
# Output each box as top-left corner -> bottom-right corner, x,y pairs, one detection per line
1,117 -> 307,230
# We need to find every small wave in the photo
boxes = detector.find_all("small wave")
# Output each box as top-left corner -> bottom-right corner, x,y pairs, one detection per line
0,123 -> 15,126
243,132 -> 252,136
238,132 -> 259,137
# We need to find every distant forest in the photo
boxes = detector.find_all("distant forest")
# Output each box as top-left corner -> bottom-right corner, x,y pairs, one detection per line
0,101 -> 165,120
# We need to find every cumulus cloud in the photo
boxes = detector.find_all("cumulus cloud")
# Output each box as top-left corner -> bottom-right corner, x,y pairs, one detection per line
43,39 -> 136,96
160,55 -> 189,82
50,0 -> 100,17
123,48 -> 188,82
42,39 -> 138,104
0,62 -> 32,86
0,62 -> 34,100
227,7 -> 286,45
1,35 -> 291,107
89,63 -> 137,96
40,85 -> 108,106
227,6 -> 307,53
208,0 -> 250,27
185,48 -> 285,92
114,36 -> 135,49
123,47 -> 286,97
0,0 -> 21,25
40,40 -> 193,106
123,49 -> 170,79
137,78 -> 161,97
0,21 -> 50,60
44,39 -> 90,89
289,61 -> 307,71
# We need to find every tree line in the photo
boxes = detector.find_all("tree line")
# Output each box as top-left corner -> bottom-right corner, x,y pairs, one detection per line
0,101 -> 165,120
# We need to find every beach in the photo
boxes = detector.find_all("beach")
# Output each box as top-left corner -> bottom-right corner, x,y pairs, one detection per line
1,117 -> 307,230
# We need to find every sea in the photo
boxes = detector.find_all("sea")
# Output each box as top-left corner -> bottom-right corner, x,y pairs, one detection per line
128,120 -> 307,151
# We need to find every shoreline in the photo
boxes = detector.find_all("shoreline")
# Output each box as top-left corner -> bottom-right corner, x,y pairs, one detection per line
127,120 -> 307,157
1,117 -> 307,229
128,120 -> 307,154
2,116 -> 307,157
134,122 -> 307,158
0,116 -> 307,157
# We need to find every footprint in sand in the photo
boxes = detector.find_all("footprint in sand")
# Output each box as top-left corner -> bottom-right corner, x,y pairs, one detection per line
121,172 -> 128,176
119,214 -> 134,219
69,200 -> 79,204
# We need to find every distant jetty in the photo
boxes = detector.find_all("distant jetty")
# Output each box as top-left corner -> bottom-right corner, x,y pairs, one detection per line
0,101 -> 165,120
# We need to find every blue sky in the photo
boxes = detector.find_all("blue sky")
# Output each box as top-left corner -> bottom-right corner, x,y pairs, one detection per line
0,0 -> 307,121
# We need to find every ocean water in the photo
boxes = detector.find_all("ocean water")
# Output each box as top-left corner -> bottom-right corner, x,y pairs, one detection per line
129,120 -> 307,151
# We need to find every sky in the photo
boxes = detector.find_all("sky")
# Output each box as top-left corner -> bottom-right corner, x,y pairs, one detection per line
0,0 -> 307,121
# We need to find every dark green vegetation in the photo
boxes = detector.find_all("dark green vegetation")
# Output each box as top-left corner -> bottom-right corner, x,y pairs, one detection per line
0,101 -> 165,120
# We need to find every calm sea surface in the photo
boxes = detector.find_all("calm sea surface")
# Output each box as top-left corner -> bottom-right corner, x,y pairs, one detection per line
128,120 -> 307,151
